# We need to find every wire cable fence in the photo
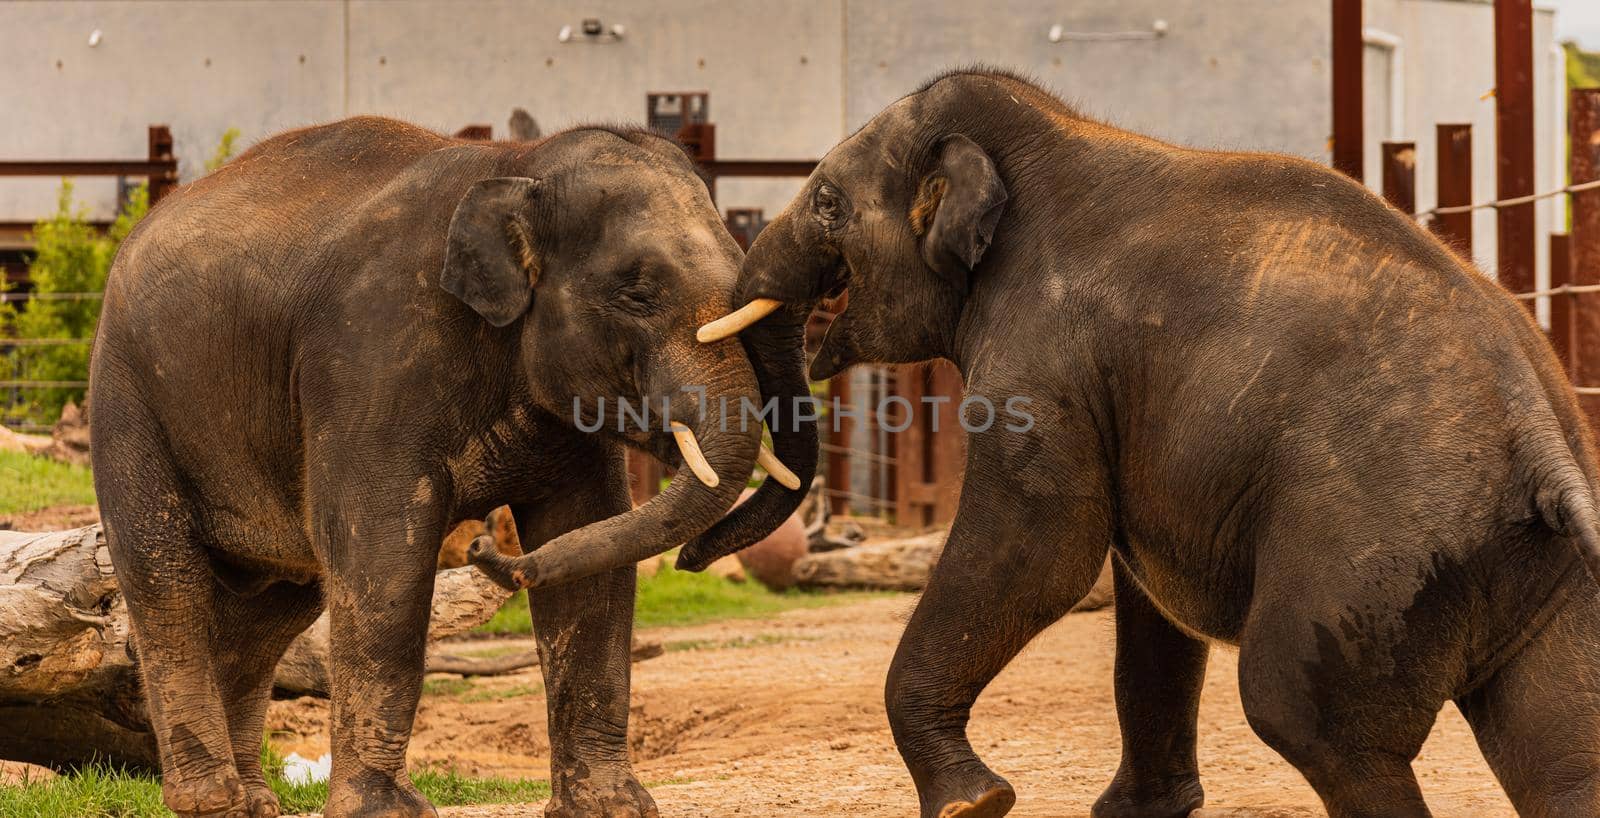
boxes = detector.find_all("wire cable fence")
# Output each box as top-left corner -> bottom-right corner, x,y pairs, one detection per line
1412,178 -> 1600,223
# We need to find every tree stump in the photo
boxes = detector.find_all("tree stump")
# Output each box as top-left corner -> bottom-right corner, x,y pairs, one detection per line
790,530 -> 1115,611
0,525 -> 514,770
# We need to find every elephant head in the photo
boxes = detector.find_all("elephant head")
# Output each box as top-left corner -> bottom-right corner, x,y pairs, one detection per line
695,80 -> 1009,387
441,128 -> 811,588
686,81 -> 1010,574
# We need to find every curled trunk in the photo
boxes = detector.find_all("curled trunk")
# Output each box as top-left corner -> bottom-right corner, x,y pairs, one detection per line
676,308 -> 819,571
470,415 -> 760,589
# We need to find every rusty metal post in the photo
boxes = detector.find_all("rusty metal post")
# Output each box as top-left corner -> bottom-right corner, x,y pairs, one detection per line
627,451 -> 663,505
1551,234 -> 1573,372
1495,0 -> 1536,306
827,373 -> 853,515
928,361 -> 966,524
1571,89 -> 1600,427
892,366 -> 927,528
1331,0 -> 1364,181
146,125 -> 177,204
1381,142 -> 1417,215
1433,124 -> 1474,258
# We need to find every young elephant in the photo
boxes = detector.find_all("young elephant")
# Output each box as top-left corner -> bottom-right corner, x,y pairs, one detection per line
90,118 -> 814,818
694,69 -> 1600,818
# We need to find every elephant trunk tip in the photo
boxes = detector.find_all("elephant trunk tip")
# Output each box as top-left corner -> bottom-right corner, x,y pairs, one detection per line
467,535 -> 533,591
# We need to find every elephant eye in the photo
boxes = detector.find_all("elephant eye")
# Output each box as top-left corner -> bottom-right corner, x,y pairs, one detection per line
814,184 -> 845,227
610,268 -> 660,317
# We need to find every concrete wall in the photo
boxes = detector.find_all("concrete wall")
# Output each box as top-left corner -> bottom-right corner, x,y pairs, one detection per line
1363,0 -> 1561,312
0,0 -> 1559,298
1,1 -> 346,220
845,0 -> 1330,153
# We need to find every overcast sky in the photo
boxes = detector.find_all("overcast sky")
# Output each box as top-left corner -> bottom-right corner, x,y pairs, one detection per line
1552,0 -> 1600,49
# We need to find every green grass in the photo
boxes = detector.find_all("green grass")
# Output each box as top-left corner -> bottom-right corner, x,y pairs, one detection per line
474,555 -> 894,636
0,764 -> 167,817
0,449 -> 96,516
422,676 -> 543,703
421,676 -> 475,698
665,633 -> 816,652
0,746 -> 551,818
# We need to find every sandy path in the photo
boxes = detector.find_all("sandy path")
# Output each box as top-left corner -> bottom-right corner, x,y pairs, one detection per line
277,595 -> 1514,817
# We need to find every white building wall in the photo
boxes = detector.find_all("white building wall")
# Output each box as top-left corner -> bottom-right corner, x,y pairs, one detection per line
1362,0 -> 1560,310
0,0 -> 1563,296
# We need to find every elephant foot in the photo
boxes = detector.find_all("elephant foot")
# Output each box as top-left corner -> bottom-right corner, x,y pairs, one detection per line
933,783 -> 1016,818
162,768 -> 251,817
546,766 -> 658,818
325,772 -> 437,818
909,756 -> 1015,818
1091,773 -> 1204,818
240,784 -> 282,818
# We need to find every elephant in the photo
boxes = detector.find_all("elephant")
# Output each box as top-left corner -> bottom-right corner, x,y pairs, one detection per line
694,68 -> 1600,818
88,116 -> 817,818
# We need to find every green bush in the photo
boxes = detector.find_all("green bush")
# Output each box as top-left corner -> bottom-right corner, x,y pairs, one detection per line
205,128 -> 241,173
3,180 -> 147,428
1569,41 -> 1600,90
3,126 -> 243,430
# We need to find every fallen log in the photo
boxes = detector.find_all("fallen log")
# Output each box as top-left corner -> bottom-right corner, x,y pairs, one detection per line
790,530 -> 1115,611
0,525 -> 515,770
425,639 -> 664,677
272,561 -> 515,697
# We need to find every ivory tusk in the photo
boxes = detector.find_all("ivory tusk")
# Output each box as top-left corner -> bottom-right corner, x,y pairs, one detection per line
756,444 -> 802,490
670,423 -> 720,488
696,298 -> 783,343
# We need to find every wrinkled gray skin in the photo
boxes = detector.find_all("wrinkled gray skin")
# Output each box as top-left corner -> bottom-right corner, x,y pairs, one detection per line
89,117 -> 810,818
734,69 -> 1600,818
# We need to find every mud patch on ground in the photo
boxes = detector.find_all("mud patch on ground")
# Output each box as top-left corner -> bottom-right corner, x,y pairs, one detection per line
274,596 -> 1513,818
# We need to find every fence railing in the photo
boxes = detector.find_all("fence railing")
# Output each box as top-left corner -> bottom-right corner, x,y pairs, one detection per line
1375,88 -> 1600,414
1,128 -> 174,427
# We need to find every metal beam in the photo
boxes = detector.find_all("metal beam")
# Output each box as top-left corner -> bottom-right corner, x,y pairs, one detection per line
1432,124 -> 1474,258
1331,0 -> 1364,180
1495,0 -> 1536,305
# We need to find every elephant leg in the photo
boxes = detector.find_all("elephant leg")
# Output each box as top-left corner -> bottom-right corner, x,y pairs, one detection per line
1236,593 -> 1437,818
514,454 -> 656,818
1457,581 -> 1600,818
315,495 -> 442,818
886,419 -> 1112,818
1091,561 -> 1208,818
99,434 -> 246,815
211,578 -> 325,818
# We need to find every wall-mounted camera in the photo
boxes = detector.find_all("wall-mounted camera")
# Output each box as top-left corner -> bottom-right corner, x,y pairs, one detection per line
558,18 -> 625,44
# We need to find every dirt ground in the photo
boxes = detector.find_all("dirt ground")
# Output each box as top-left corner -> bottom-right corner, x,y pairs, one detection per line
271,595 -> 1517,818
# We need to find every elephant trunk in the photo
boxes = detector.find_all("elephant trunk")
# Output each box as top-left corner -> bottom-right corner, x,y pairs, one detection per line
675,211 -> 830,571
469,363 -> 761,590
675,304 -> 819,571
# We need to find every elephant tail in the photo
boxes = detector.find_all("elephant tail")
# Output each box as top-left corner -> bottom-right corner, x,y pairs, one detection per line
1520,410 -> 1600,585
1539,481 -> 1600,586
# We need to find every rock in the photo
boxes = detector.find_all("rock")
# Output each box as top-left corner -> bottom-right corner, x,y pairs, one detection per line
0,760 -> 55,785
0,425 -> 51,458
43,400 -> 90,467
791,528 -> 1115,611
791,531 -> 945,591
705,553 -> 746,583
1072,556 -> 1116,612
436,506 -> 520,569
734,490 -> 809,590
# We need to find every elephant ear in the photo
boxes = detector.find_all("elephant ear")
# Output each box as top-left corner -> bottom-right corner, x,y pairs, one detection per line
913,134 -> 1008,292
440,177 -> 544,327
